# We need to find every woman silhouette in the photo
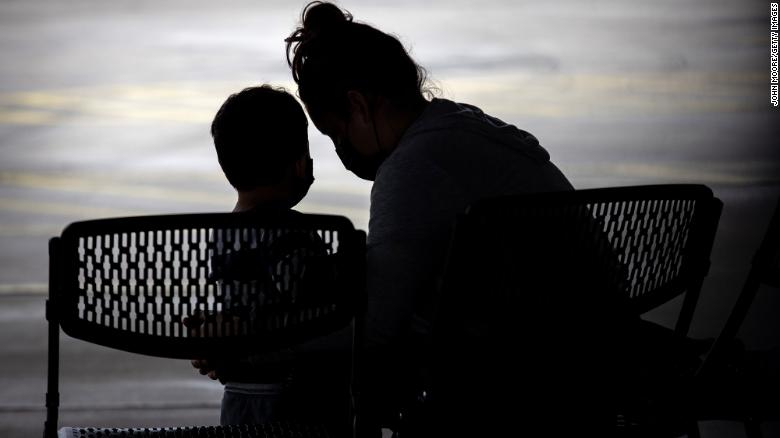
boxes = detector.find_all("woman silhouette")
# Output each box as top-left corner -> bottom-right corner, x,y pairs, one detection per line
286,1 -> 573,433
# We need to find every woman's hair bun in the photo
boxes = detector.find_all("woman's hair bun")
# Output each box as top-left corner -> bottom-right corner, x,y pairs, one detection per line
286,2 -> 353,80
301,1 -> 352,35
287,0 -> 430,110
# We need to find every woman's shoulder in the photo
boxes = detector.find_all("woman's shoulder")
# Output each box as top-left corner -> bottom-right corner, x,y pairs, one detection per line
401,98 -> 513,144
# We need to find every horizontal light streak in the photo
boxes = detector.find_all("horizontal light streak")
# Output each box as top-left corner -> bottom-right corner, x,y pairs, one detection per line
0,71 -> 766,126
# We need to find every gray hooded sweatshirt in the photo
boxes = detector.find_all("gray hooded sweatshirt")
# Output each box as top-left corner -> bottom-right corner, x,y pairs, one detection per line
365,98 -> 573,348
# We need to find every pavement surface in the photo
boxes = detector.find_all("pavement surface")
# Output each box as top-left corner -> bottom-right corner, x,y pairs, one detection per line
1,0 -> 778,437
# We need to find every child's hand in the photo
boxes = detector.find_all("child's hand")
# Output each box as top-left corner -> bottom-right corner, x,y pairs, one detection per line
191,358 -> 221,380
183,310 -> 245,338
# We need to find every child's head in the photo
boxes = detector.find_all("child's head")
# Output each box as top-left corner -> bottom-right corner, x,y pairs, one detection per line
211,85 -> 312,208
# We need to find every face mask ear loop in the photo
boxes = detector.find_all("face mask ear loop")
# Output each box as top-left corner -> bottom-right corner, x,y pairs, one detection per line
336,113 -> 351,166
368,96 -> 382,155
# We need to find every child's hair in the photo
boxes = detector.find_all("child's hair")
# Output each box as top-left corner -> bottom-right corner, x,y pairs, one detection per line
285,1 -> 432,119
211,85 -> 308,191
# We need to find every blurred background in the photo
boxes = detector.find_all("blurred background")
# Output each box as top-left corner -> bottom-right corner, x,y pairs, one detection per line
0,0 -> 778,436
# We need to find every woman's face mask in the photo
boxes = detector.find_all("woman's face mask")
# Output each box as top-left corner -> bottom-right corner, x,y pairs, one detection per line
335,137 -> 385,181
334,111 -> 387,181
310,101 -> 388,181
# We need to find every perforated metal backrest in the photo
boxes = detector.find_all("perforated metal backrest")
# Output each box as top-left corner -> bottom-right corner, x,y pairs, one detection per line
463,184 -> 722,324
49,211 -> 365,359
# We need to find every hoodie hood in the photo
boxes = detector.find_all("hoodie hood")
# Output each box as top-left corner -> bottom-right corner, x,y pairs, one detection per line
399,98 -> 551,163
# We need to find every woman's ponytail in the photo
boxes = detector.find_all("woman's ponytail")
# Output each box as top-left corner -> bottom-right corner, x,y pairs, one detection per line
285,1 -> 430,118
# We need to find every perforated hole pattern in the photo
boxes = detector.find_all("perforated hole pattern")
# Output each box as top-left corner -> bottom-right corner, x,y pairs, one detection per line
68,225 -> 345,339
587,199 -> 696,299
494,198 -> 698,300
